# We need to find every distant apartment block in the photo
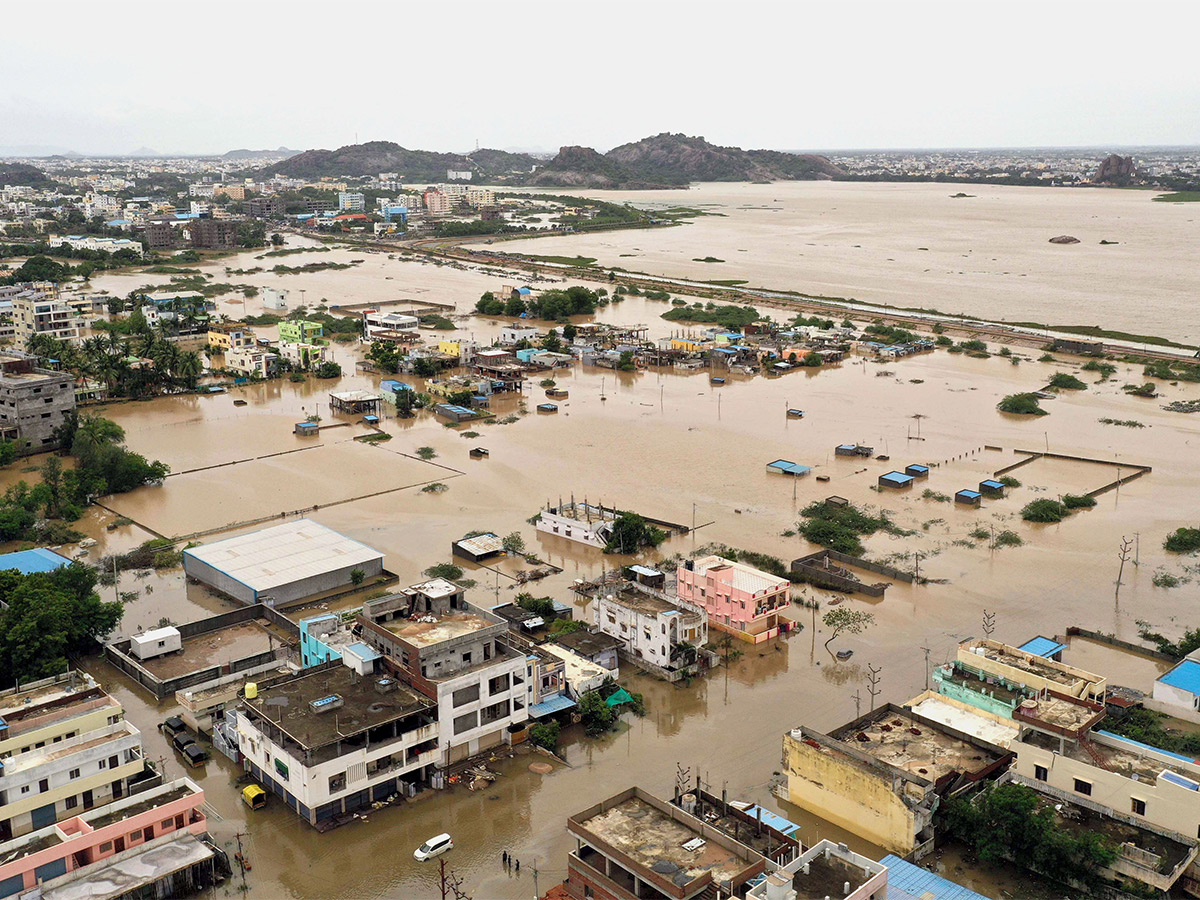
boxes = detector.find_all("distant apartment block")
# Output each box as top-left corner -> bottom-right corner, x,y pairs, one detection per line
206,324 -> 255,352
141,221 -> 178,250
11,288 -> 85,345
244,197 -> 286,218
278,319 -> 325,344
186,218 -> 238,250
337,192 -> 365,212
676,555 -> 790,643
48,234 -> 143,257
423,189 -> 451,217
591,580 -> 707,679
362,310 -> 417,342
0,350 -> 77,452
225,345 -> 278,378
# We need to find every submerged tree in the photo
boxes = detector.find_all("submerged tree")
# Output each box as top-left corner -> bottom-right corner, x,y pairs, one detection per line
821,608 -> 876,653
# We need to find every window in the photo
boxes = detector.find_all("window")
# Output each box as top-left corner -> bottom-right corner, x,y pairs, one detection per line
38,779 -> 48,793
329,773 -> 346,793
483,643 -> 492,661
98,759 -> 107,770
452,684 -> 480,707
488,674 -> 510,695
20,786 -> 29,795
99,842 -> 112,853
1131,798 -> 1146,816
453,711 -> 478,735
64,795 -> 78,810
1034,765 -> 1048,782
162,819 -> 174,830
1074,779 -> 1092,796
69,768 -> 80,780
274,759 -> 289,782
585,888 -> 594,899
461,651 -> 472,665
109,756 -> 118,770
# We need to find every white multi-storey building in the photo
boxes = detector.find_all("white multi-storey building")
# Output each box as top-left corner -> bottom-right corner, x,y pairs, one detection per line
592,583 -> 707,673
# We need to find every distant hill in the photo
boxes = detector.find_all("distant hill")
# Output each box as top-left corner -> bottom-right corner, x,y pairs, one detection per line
257,134 -> 841,188
0,162 -> 54,188
263,141 -> 539,182
223,147 -> 299,161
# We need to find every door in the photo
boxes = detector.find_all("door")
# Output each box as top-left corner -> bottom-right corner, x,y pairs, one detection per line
82,790 -> 94,810
112,779 -> 123,800
30,803 -> 56,830
114,837 -> 125,853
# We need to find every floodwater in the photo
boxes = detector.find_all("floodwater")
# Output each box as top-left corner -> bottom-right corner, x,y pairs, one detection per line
9,220 -> 1200,900
472,181 -> 1200,343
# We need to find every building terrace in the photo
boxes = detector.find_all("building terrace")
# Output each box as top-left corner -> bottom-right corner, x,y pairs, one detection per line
568,787 -> 765,898
829,706 -> 1007,784
379,611 -> 497,649
960,639 -> 1106,700
241,663 -> 434,762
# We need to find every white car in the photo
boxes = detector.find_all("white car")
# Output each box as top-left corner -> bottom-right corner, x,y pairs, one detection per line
413,833 -> 453,862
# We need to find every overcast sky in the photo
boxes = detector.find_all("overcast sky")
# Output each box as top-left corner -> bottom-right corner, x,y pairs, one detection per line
3,0 -> 1198,156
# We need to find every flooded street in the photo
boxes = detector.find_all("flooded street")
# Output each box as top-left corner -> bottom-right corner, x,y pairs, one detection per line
12,202 -> 1200,900
473,181 -> 1200,343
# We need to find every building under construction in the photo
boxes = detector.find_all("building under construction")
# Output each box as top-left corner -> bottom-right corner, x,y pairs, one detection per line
535,499 -> 621,549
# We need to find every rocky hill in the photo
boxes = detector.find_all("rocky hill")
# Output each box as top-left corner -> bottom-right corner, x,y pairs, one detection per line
1093,154 -> 1138,184
0,162 -> 54,188
263,141 -> 539,182
258,134 -> 840,188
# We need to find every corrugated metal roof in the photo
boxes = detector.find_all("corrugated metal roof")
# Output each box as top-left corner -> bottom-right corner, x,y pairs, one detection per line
183,519 -> 382,594
0,548 -> 70,575
881,855 -> 990,900
1159,659 -> 1200,697
529,694 -> 576,718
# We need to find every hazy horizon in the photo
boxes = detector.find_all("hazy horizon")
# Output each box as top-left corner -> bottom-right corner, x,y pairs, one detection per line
3,0 -> 1199,157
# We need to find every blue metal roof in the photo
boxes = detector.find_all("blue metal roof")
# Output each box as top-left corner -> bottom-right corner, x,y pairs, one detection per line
956,489 -> 982,499
1018,636 -> 1066,658
980,479 -> 1005,489
880,471 -> 914,486
881,855 -> 990,900
742,806 -> 801,837
0,548 -> 70,575
767,460 -> 811,476
1159,659 -> 1200,697
906,464 -> 929,473
1160,770 -> 1200,791
529,694 -> 577,718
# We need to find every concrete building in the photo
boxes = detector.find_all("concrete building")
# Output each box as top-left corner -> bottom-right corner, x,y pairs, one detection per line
206,323 -> 255,351
182,519 -> 385,606
142,222 -> 178,250
564,786 -> 767,900
464,188 -> 495,208
780,705 -> 1011,857
337,192 -> 365,212
186,218 -> 238,250
746,840 -> 887,900
225,345 -> 279,379
957,639 -> 1106,701
535,500 -> 619,549
551,629 -> 622,673
358,591 -> 527,767
236,663 -> 438,827
0,672 -> 124,759
0,350 -> 77,453
0,720 -> 149,839
1151,656 -> 1200,721
279,340 -> 330,369
0,778 -> 211,899
500,323 -> 540,346
423,189 -> 451,217
47,235 -> 142,257
592,582 -> 707,677
262,286 -> 288,310
363,310 -> 418,342
244,197 -> 286,219
11,290 -> 84,345
278,319 -> 324,344
676,555 -> 790,643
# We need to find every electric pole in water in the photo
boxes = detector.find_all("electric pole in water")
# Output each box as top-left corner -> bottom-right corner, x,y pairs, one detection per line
851,690 -> 862,718
921,646 -> 932,691
866,664 -> 882,711
1116,535 -> 1133,600
982,609 -> 996,639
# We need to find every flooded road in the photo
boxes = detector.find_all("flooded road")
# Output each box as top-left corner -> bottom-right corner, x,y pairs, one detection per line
471,181 -> 1200,343
13,224 -> 1200,899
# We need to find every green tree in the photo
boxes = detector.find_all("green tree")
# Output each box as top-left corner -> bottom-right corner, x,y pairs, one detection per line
502,532 -> 526,555
821,607 -> 875,653
0,441 -> 16,467
350,568 -> 365,585
579,689 -> 616,736
529,721 -> 560,751
604,513 -> 667,554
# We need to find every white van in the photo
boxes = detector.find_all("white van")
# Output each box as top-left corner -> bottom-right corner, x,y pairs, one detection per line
413,833 -> 454,862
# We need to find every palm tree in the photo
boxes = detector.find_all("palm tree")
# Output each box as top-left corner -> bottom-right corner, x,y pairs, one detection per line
174,351 -> 203,389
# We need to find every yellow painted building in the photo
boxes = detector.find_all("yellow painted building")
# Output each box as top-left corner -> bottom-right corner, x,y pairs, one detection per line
958,640 -> 1106,701
437,339 -> 461,357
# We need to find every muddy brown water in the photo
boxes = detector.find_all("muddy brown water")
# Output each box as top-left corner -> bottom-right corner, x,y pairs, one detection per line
7,227 -> 1199,900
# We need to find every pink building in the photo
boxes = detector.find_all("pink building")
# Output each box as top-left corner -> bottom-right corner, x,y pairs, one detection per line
676,555 -> 790,643
0,778 -> 207,896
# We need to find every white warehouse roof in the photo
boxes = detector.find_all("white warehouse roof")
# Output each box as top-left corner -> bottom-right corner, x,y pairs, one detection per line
183,519 -> 382,593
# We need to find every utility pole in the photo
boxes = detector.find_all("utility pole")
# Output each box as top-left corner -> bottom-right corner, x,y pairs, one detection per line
921,646 -> 932,691
982,609 -> 996,638
532,859 -> 539,900
1116,535 -> 1133,600
1134,532 -> 1140,567
851,689 -> 862,719
233,831 -> 248,893
866,664 -> 882,711
913,552 -> 922,584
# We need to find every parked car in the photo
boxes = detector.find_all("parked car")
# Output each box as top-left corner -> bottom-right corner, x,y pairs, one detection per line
181,743 -> 208,768
413,833 -> 453,862
171,732 -> 196,753
160,716 -> 186,737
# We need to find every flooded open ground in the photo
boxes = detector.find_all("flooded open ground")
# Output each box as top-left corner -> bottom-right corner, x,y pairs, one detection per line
478,181 -> 1200,343
8,185 -> 1200,899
